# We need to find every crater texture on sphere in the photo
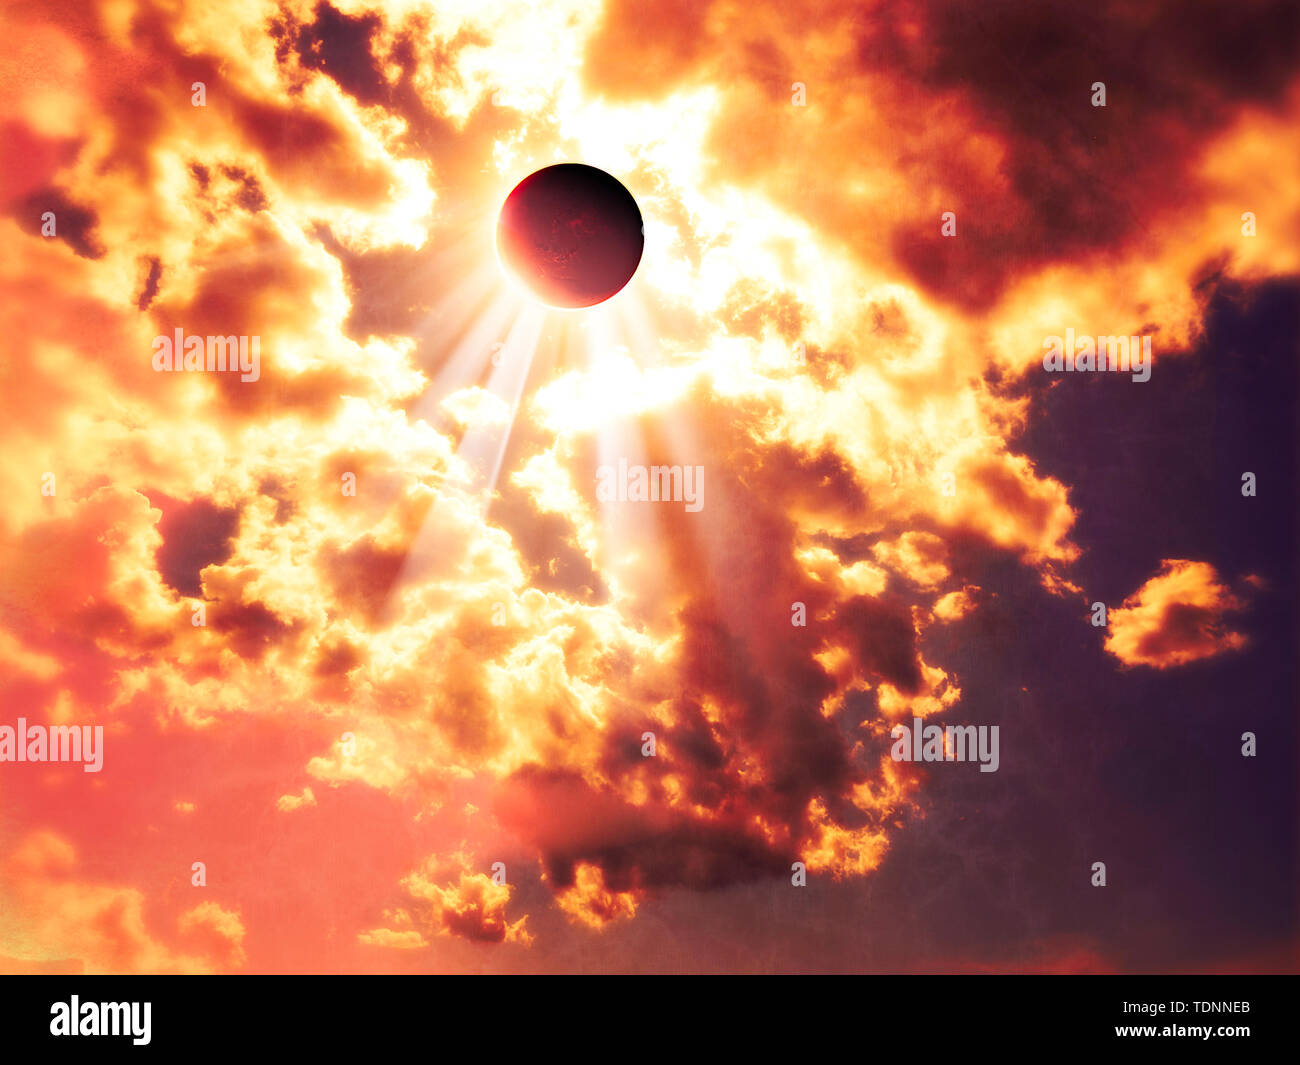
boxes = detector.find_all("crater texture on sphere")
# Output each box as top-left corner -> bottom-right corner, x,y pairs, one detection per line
496,163 -> 644,309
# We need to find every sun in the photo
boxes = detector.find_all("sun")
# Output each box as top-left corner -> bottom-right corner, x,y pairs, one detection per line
495,163 -> 644,309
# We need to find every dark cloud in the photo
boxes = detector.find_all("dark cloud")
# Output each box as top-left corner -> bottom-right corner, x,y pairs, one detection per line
881,0 -> 1300,305
321,534 -> 406,624
289,3 -> 388,108
837,594 -> 925,694
210,600 -> 299,660
586,0 -> 1300,307
258,476 -> 298,524
136,255 -> 162,310
496,767 -> 789,893
150,493 -> 240,598
312,636 -> 364,676
12,186 -> 104,259
220,166 -> 269,213
492,481 -> 610,602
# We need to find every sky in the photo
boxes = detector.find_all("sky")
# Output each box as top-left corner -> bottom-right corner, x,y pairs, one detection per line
0,0 -> 1296,973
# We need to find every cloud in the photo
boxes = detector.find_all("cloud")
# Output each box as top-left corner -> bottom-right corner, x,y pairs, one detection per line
276,786 -> 317,812
932,587 -> 976,622
0,831 -> 241,974
552,862 -> 639,928
177,901 -> 247,969
586,0 -> 1300,309
372,867 -> 533,947
873,531 -> 950,588
1105,560 -> 1249,668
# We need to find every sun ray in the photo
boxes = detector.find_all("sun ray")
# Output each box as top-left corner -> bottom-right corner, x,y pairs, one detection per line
384,299 -> 546,607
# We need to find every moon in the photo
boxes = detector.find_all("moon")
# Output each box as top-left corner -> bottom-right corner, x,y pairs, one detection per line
496,163 -> 644,309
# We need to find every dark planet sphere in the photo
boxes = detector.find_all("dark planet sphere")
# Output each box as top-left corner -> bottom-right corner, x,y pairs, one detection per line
496,163 -> 644,309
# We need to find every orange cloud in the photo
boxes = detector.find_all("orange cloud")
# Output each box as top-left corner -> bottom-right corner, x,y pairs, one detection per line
1105,560 -> 1249,668
552,862 -> 639,928
0,831 -> 243,974
368,867 -> 533,948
